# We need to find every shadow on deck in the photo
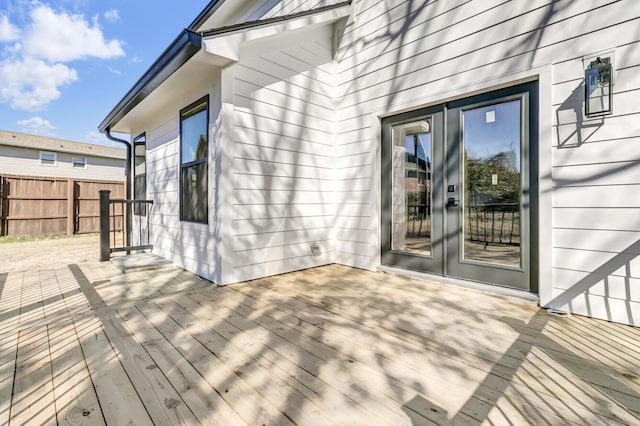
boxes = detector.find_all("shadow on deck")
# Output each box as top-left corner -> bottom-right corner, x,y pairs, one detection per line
1,262 -> 639,425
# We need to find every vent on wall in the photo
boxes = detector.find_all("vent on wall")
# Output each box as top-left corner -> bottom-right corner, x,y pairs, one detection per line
310,242 -> 320,256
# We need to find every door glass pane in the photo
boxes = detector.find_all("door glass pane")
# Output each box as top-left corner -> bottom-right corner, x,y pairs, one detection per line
391,120 -> 432,255
462,100 -> 521,266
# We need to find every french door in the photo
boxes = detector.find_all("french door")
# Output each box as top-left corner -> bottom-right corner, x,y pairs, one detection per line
381,82 -> 538,291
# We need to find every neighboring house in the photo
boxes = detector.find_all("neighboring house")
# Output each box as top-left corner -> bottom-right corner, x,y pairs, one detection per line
0,130 -> 125,181
99,1 -> 640,326
0,130 -> 126,237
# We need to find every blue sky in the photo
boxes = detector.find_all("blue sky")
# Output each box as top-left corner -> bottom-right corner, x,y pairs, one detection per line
0,0 -> 209,147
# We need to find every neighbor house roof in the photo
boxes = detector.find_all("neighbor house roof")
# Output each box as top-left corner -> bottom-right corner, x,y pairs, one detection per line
99,0 -> 351,134
0,130 -> 126,160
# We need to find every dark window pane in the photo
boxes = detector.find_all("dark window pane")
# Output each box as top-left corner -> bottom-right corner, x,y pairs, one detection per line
134,175 -> 146,216
133,134 -> 147,216
462,99 -> 522,267
134,142 -> 146,176
181,106 -> 207,164
181,162 -> 207,222
40,152 -> 56,164
180,97 -> 208,223
392,122 -> 432,256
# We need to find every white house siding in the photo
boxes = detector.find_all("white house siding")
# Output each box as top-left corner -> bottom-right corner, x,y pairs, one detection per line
333,0 -> 640,325
135,79 -> 222,282
225,24 -> 337,283
549,39 -> 640,326
0,145 -> 125,181
196,0 -> 345,36
261,0 -> 346,18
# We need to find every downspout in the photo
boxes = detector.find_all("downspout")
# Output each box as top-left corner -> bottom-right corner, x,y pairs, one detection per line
105,127 -> 131,200
105,127 -> 132,250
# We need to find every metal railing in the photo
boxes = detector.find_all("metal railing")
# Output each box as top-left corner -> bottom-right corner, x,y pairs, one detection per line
466,203 -> 520,246
99,190 -> 153,261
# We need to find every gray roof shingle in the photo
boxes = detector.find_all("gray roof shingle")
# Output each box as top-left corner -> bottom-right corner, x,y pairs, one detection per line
0,130 -> 126,160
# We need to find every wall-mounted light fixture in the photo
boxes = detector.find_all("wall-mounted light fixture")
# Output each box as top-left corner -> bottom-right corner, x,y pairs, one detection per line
585,56 -> 613,117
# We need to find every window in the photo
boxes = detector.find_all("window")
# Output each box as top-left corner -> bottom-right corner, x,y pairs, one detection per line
39,151 -> 57,166
180,95 -> 208,223
72,157 -> 87,168
134,133 -> 147,216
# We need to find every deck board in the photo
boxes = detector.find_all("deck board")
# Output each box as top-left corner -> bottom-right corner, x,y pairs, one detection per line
138,300 -> 379,425
139,300 -> 293,425
172,294 -> 408,424
1,262 -> 639,425
77,315 -> 153,426
118,306 -> 246,425
98,312 -> 199,425
10,325 -> 56,426
228,280 -> 632,424
48,319 -> 104,425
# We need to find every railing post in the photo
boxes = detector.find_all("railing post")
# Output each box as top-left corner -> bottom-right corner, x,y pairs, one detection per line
99,190 -> 111,261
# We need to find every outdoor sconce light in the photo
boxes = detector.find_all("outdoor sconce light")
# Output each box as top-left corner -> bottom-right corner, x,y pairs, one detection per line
585,57 -> 613,117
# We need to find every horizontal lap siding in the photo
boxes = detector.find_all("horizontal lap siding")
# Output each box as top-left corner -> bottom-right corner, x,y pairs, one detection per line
143,85 -> 220,282
548,5 -> 640,324
336,0 -> 640,324
231,28 -> 337,282
262,0 -> 346,19
0,145 -> 125,181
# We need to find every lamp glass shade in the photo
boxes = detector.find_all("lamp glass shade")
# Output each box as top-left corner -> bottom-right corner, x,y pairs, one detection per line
585,58 -> 612,117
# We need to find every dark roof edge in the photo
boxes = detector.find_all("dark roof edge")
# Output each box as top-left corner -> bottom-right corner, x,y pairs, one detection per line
99,29 -> 202,133
99,0 -> 352,133
201,1 -> 352,38
99,0 -> 228,133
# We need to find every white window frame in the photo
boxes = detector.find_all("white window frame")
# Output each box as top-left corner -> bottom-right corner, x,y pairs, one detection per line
72,156 -> 87,168
39,151 -> 57,166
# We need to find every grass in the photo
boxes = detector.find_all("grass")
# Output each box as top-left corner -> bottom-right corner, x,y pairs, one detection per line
0,233 -> 97,244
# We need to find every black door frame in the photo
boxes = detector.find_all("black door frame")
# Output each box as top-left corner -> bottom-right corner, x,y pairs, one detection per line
380,81 -> 539,292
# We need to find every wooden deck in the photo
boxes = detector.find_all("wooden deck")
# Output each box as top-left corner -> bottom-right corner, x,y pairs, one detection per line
1,262 -> 639,425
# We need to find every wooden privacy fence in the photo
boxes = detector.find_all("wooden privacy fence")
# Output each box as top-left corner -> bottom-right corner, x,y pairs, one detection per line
0,174 -> 125,237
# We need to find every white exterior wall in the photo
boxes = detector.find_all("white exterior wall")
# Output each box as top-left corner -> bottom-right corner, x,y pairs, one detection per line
221,24 -> 337,284
261,0 -> 344,18
134,76 -> 222,282
0,145 -> 125,181
333,0 -> 640,325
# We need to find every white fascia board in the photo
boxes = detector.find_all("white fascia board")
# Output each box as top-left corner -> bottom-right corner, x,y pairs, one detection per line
202,5 -> 351,62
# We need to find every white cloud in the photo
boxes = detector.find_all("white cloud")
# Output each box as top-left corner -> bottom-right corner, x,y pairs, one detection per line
17,116 -> 57,136
0,57 -> 78,111
108,67 -> 121,76
104,9 -> 120,23
0,13 -> 20,42
0,4 -> 125,112
23,6 -> 125,62
128,56 -> 143,65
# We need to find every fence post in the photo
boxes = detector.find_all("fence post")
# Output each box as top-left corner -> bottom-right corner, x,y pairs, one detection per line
67,179 -> 75,235
99,190 -> 110,261
0,176 -> 5,237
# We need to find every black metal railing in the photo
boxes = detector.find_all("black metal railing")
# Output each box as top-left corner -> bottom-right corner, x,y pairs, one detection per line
99,190 -> 153,261
466,203 -> 520,246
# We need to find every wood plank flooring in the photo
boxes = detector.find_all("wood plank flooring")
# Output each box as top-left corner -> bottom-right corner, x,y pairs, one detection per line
1,262 -> 639,425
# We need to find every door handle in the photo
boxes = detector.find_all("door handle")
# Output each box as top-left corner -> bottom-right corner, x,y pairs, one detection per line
447,197 -> 459,208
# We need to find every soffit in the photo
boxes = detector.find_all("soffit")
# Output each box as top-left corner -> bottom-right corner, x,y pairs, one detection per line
109,51 -> 222,134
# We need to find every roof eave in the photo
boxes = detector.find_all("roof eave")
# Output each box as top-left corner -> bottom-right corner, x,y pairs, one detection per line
188,0 -> 227,30
201,1 -> 352,38
98,29 -> 202,133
